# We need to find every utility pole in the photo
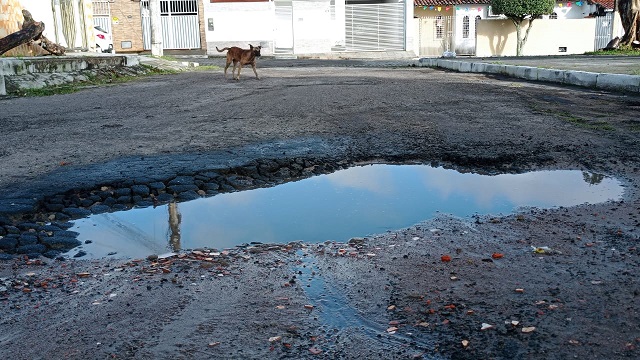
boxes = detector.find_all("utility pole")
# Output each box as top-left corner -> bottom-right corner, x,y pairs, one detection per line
149,0 -> 163,56
168,202 -> 181,252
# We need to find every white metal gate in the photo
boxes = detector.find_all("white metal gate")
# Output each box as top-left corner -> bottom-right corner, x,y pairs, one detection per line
141,0 -> 201,50
92,0 -> 111,34
594,12 -> 614,50
418,16 -> 453,56
345,0 -> 405,51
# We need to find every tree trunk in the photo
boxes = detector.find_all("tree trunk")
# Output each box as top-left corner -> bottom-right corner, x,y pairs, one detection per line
0,21 -> 45,55
618,0 -> 640,45
22,9 -> 66,56
513,20 -> 523,56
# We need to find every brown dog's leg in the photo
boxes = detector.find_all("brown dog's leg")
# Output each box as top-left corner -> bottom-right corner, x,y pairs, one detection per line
223,59 -> 231,78
231,60 -> 238,80
251,63 -> 259,79
223,53 -> 233,78
235,64 -> 243,80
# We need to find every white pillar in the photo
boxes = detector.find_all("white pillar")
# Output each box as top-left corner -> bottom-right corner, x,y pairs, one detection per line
149,0 -> 163,56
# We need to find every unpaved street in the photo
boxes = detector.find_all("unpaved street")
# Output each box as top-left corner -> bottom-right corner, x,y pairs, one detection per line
0,62 -> 639,359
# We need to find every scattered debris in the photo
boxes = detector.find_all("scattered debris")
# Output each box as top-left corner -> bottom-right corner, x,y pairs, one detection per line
531,246 -> 561,255
268,336 -> 281,343
481,323 -> 495,330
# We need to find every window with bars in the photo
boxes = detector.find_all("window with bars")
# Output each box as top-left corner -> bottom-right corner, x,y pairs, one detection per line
462,16 -> 469,38
435,15 -> 443,39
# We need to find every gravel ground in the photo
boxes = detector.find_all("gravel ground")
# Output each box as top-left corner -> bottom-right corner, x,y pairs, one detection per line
0,62 -> 639,359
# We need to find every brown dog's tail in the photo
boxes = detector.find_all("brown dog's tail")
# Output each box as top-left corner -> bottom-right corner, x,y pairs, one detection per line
216,46 -> 229,53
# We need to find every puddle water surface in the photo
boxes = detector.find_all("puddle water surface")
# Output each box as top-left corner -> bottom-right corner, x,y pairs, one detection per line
70,165 -> 623,258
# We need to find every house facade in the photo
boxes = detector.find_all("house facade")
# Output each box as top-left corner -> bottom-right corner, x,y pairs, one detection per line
204,0 -> 415,56
413,0 -> 620,56
88,0 -> 415,57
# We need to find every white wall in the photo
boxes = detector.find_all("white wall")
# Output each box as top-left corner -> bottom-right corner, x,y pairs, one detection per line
291,0 -> 333,53
204,2 -> 274,54
476,18 -> 596,57
19,0 -> 57,41
404,0 -> 414,54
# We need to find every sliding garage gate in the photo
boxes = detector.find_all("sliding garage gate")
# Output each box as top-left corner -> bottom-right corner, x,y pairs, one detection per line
141,0 -> 201,50
345,0 -> 406,51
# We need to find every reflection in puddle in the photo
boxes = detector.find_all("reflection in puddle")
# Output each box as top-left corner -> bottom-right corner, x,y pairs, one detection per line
70,165 -> 623,259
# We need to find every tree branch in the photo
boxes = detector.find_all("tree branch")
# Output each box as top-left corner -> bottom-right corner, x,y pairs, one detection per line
0,21 -> 45,55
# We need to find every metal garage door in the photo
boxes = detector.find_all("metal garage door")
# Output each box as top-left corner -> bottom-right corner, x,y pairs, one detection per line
345,0 -> 405,51
594,12 -> 614,51
141,0 -> 201,50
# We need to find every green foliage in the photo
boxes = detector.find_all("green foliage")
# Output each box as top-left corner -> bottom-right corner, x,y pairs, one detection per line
491,0 -> 555,21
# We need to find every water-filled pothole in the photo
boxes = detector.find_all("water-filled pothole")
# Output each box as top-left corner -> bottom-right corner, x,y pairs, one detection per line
70,164 -> 623,259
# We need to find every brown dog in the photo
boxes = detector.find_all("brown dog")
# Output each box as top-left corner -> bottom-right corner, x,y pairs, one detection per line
216,45 -> 261,80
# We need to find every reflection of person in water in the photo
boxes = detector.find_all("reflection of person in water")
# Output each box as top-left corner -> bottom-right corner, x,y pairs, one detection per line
168,202 -> 181,252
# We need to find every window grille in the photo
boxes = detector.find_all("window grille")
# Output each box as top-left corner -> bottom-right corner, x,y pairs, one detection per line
462,16 -> 469,38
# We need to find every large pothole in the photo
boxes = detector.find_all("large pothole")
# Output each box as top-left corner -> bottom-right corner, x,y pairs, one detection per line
0,160 -> 623,260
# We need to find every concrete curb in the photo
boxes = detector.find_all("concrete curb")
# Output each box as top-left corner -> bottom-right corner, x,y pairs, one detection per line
0,55 -> 138,95
416,58 -> 640,93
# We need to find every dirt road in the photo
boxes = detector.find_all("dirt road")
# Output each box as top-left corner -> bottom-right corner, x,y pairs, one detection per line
0,63 -> 639,359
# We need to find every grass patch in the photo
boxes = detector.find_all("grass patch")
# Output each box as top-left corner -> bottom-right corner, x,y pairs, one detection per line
157,55 -> 178,62
556,111 -> 615,131
194,65 -> 221,71
585,47 -> 640,56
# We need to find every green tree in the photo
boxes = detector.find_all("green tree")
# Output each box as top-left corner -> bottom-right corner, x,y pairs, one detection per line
490,0 -> 555,56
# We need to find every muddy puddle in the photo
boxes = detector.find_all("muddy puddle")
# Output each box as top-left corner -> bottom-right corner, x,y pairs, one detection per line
65,164 -> 623,259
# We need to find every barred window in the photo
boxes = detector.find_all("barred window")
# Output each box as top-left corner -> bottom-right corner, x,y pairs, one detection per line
436,15 -> 444,39
462,16 -> 469,38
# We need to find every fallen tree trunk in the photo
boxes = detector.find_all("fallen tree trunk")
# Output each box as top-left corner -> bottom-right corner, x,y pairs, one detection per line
21,9 -> 66,56
0,21 -> 45,55
0,9 -> 66,56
